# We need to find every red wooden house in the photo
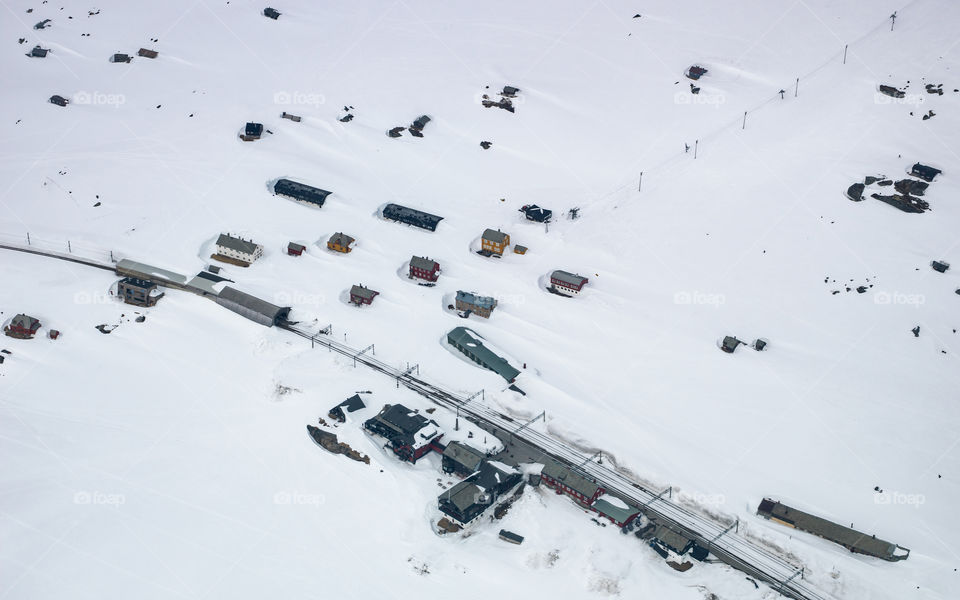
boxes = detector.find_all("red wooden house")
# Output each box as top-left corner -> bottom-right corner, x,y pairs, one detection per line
409,256 -> 440,282
287,242 -> 306,256
4,314 -> 41,339
350,284 -> 379,306
540,460 -> 604,506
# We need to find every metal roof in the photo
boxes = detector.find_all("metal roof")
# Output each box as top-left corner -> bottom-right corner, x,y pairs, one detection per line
447,327 -> 520,382
410,256 -> 438,271
541,459 -> 600,499
10,314 -> 40,329
482,228 -> 509,244
116,259 -> 188,285
382,204 -> 444,231
350,285 -> 378,300
442,441 -> 485,472
336,394 -> 366,413
274,179 -> 331,205
551,270 -> 588,287
594,496 -> 640,525
328,232 -> 355,247
455,291 -> 496,310
216,234 -> 261,256
653,524 -> 693,554
440,480 -> 484,512
215,286 -> 290,326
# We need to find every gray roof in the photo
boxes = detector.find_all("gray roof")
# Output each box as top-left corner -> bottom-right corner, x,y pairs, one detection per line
594,496 -> 640,525
350,285 -> 378,300
288,242 -> 306,251
116,259 -> 188,285
328,232 -> 354,247
440,480 -> 483,512
11,314 -> 40,329
541,459 -> 600,499
215,286 -> 290,327
482,228 -> 509,244
653,524 -> 693,554
410,256 -> 438,271
216,234 -> 260,256
551,270 -> 588,287
442,441 -> 485,472
758,499 -> 906,560
456,291 -> 496,310
447,327 -> 520,382
336,394 -> 366,413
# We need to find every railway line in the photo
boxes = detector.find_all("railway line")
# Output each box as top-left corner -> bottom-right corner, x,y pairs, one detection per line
278,322 -> 830,600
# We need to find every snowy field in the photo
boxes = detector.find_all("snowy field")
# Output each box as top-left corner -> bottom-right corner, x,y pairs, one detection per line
2,1 -> 959,598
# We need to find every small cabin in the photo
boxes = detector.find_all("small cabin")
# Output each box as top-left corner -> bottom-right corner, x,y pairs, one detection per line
4,314 -> 41,339
411,115 -> 431,131
281,111 -> 301,122
910,163 -> 941,182
111,53 -> 132,63
932,260 -> 950,273
499,530 -> 524,545
244,122 -> 264,139
879,85 -> 905,99
686,65 -> 708,80
520,204 -> 552,223
350,284 -> 379,306
263,7 -> 281,19
721,336 -> 742,353
49,95 -> 69,107
327,232 -> 355,253
502,86 -> 520,97
48,329 -> 61,340
481,229 -> 510,255
138,48 -> 158,59
409,256 -> 440,282
287,242 -> 306,256
28,45 -> 48,58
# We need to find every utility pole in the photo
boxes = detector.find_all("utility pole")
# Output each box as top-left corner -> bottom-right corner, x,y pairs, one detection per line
842,44 -> 848,64
794,77 -> 799,98
67,240 -> 71,253
694,139 -> 698,159
26,232 -> 31,245
638,171 -> 643,192
890,11 -> 897,31
742,111 -> 747,130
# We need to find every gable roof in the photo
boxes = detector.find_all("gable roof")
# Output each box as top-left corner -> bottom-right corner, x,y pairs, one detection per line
10,314 -> 40,330
328,232 -> 355,246
551,270 -> 588,287
482,228 -> 509,244
336,394 -> 366,413
350,285 -> 378,300
442,441 -> 485,471
216,233 -> 260,256
594,496 -> 640,525
215,287 -> 290,326
455,291 -> 496,310
541,459 -> 600,499
447,327 -> 520,382
653,524 -> 693,554
410,256 -> 438,271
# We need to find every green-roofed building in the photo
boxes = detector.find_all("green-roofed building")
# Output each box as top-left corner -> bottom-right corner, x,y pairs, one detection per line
447,326 -> 520,382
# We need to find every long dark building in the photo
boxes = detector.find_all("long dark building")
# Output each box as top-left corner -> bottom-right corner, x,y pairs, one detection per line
215,286 -> 290,327
273,179 -> 332,208
382,204 -> 444,232
757,498 -> 910,561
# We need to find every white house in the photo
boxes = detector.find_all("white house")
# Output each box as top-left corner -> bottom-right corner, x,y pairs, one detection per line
215,233 -> 263,265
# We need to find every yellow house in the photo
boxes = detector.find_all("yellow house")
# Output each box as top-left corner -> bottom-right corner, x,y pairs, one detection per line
481,228 -> 510,255
327,232 -> 355,253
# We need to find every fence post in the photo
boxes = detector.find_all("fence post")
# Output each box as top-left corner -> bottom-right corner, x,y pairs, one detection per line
26,232 -> 31,245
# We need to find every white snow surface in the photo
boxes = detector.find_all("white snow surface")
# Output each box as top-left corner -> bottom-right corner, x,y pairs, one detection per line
2,1 -> 960,599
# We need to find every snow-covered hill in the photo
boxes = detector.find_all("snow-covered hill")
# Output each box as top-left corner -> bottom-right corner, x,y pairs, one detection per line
2,1 -> 958,598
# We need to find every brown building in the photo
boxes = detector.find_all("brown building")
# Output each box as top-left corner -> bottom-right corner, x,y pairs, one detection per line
350,284 -> 379,306
481,229 -> 510,255
118,278 -> 164,307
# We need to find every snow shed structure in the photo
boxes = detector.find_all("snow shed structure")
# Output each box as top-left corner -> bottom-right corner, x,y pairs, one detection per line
215,286 -> 290,327
447,326 -> 520,382
382,204 -> 443,232
757,498 -> 909,561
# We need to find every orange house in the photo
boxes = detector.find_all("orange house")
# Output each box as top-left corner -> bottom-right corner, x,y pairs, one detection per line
327,232 -> 355,253
481,228 -> 510,255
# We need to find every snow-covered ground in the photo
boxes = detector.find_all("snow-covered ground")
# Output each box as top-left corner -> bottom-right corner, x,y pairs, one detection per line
2,1 -> 959,598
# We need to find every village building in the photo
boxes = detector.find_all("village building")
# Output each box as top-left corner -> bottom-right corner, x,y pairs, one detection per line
185,270 -> 231,296
48,329 -> 61,340
240,122 -> 263,141
137,48 -> 158,59
328,394 -> 366,423
502,86 -> 520,97
110,53 -> 131,63
721,336 -> 742,353
49,95 -> 68,107
513,245 -> 527,255
263,7 -> 281,19
409,256 -> 440,282
540,459 -> 604,506
364,404 -> 443,463
651,524 -> 694,556
455,291 -> 497,318
757,498 -> 909,561
499,530 -> 524,544
215,286 -> 290,327
550,270 -> 588,296
481,228 -> 510,255
520,204 -> 552,223
437,460 -> 522,525
441,441 -> 486,477
287,242 -> 306,256
117,277 -> 164,306
28,45 -> 48,58
327,232 -> 355,253
447,327 -> 520,382
932,260 -> 950,273
592,496 -> 642,528
281,111 -> 301,122
4,314 -> 41,339
686,65 -> 708,80
273,179 -> 331,208
215,233 -> 263,265
34,19 -> 52,30
910,163 -> 941,182
350,284 -> 379,306
409,115 -> 431,137
382,203 -> 444,231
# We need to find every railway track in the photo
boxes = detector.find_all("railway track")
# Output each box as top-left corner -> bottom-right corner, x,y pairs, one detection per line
279,322 -> 830,600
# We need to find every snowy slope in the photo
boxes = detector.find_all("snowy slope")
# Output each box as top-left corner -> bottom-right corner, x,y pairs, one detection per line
2,1 -> 959,598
